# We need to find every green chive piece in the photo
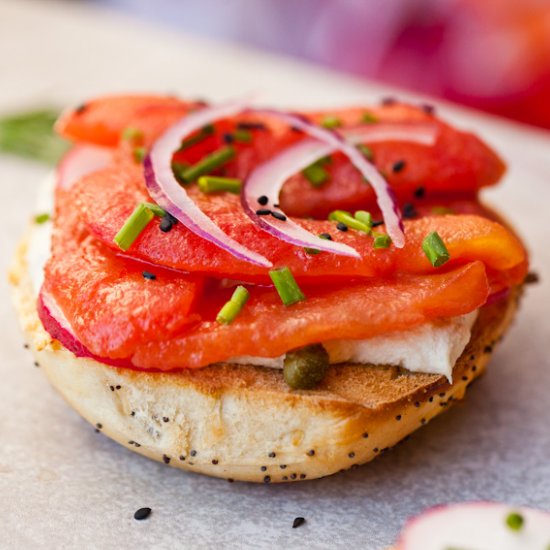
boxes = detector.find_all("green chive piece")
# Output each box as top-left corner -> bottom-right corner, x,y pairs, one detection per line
216,285 -> 249,324
357,143 -> 374,160
34,213 -> 50,224
133,146 -> 146,163
431,206 -> 455,215
373,233 -> 392,249
177,124 -> 215,151
122,126 -> 143,143
269,267 -> 306,306
422,231 -> 450,267
172,161 -> 191,184
141,202 -> 166,217
329,210 -> 371,233
233,128 -> 252,143
505,512 -> 524,532
361,112 -> 378,124
179,145 -> 235,183
113,203 -> 155,251
354,210 -> 372,229
198,176 -> 242,194
302,163 -> 329,188
321,116 -> 342,129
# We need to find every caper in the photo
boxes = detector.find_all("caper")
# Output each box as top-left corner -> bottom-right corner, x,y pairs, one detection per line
283,344 -> 329,390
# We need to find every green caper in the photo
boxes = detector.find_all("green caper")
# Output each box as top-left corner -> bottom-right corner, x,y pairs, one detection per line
283,344 -> 329,390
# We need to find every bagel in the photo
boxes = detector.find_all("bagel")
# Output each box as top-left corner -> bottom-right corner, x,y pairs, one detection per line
10,222 -> 521,483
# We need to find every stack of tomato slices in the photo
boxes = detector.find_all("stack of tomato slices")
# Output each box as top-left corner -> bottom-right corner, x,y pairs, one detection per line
38,95 -> 527,371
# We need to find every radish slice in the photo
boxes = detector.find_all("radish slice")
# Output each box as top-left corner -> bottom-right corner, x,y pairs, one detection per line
57,144 -> 112,190
143,100 -> 273,268
398,502 -> 550,550
242,123 -> 437,256
251,110 -> 407,248
38,290 -> 133,368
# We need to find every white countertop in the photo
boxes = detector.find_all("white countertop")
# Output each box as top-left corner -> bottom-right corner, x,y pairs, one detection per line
1,1 -> 549,549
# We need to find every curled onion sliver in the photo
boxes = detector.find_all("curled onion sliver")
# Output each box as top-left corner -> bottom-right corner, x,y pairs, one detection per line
57,144 -> 112,190
143,100 -> 273,268
242,122 -> 437,255
250,110 -> 409,248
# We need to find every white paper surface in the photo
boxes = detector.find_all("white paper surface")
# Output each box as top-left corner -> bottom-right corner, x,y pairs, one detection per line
1,1 -> 549,549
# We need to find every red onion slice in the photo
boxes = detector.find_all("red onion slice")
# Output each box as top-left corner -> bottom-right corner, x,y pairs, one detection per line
250,110 -> 408,248
242,120 -> 437,253
143,100 -> 273,268
57,144 -> 112,190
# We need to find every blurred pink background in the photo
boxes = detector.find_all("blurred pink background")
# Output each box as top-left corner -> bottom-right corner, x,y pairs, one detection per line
97,0 -> 550,130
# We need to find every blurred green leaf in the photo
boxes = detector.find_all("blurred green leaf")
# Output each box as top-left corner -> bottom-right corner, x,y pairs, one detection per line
0,108 -> 70,165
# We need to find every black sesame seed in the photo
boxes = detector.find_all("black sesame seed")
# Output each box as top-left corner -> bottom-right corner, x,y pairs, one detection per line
472,365 -> 477,372
227,478 -> 234,483
371,220 -> 384,227
159,214 -> 176,233
280,464 -> 287,469
134,443 -> 141,448
396,415 -> 402,421
428,396 -> 434,402
260,466 -> 267,472
402,203 -> 417,219
238,121 -> 266,131
307,449 -> 315,457
162,455 -> 171,464
162,417 -> 169,423
362,432 -> 369,439
23,343 -> 29,349
116,385 -> 121,390
373,447 -> 379,453
299,474 -> 306,479
282,476 -> 288,481
292,517 -> 306,528
128,440 -> 134,445
190,450 -> 197,457
179,455 -> 186,461
110,386 -> 115,391
290,473 -> 297,480
257,195 -> 269,206
256,209 -> 271,216
392,160 -> 406,173
268,451 -> 276,458
271,211 -> 287,221
348,452 -> 355,458
96,423 -> 102,429
336,222 -> 348,232
414,186 -> 426,199
212,459 -> 219,465
142,271 -> 156,280
462,376 -> 469,382
134,507 -> 152,521
75,103 -> 88,114
484,345 -> 493,353
470,354 -> 476,361
33,361 -> 40,368
130,411 -> 136,417
525,271 -> 540,284
439,392 -> 445,398
273,204 -> 280,208
319,232 -> 332,241
222,133 -> 235,144
263,475 -> 271,483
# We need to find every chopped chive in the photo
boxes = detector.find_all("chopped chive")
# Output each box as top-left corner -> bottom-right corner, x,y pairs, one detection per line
114,203 -> 155,251
142,202 -> 166,217
357,143 -> 374,160
431,206 -> 454,215
179,145 -> 235,183
233,128 -> 252,143
422,231 -> 450,267
505,512 -> 524,531
302,163 -> 329,187
354,210 -> 372,229
216,285 -> 249,324
133,146 -> 146,163
304,247 -> 321,255
177,124 -> 215,151
320,116 -> 341,129
198,176 -> 242,194
269,267 -> 306,306
122,127 -> 143,143
361,112 -> 378,124
373,233 -> 392,249
34,212 -> 50,224
172,161 -> 191,184
328,210 -> 371,233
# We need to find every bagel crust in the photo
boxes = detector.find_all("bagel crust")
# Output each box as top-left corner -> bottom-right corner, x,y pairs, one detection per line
9,227 -> 522,483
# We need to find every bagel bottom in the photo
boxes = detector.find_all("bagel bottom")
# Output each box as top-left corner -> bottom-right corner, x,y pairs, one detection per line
9,232 -> 521,483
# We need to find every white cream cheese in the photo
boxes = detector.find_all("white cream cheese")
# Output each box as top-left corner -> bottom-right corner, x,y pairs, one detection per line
28,175 -> 477,381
